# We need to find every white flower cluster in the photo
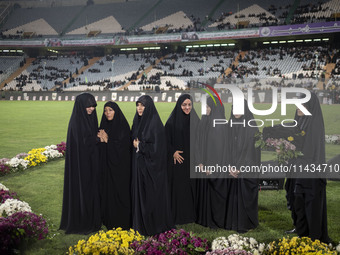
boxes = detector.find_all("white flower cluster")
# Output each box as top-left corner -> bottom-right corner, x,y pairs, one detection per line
6,157 -> 29,170
44,145 -> 58,150
0,183 -> 9,191
336,242 -> 340,253
325,134 -> 340,144
0,198 -> 32,217
43,145 -> 63,159
212,235 -> 266,255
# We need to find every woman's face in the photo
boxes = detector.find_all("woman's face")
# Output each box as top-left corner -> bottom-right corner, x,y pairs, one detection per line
181,98 -> 192,115
297,108 -> 305,116
233,114 -> 243,119
86,106 -> 95,115
137,102 -> 145,116
206,105 -> 211,116
297,103 -> 307,116
104,106 -> 115,120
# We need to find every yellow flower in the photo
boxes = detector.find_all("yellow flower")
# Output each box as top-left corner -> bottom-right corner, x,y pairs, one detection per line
68,228 -> 144,255
268,236 -> 337,255
301,130 -> 306,136
287,136 -> 294,142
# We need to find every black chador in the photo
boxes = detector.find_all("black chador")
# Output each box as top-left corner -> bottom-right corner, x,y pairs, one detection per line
225,100 -> 260,233
60,93 -> 101,234
165,94 -> 200,225
98,101 -> 132,230
195,96 -> 228,229
292,93 -> 331,243
131,95 -> 173,236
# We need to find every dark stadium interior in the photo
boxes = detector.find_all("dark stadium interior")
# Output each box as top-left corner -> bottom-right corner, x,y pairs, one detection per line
0,0 -> 339,102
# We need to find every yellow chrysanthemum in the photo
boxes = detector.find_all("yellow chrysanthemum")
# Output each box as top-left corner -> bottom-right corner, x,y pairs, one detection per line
268,236 -> 336,255
24,147 -> 48,167
287,136 -> 294,142
68,228 -> 144,255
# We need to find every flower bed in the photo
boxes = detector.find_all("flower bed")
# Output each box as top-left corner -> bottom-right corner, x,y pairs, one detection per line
211,235 -> 265,255
131,228 -> 209,254
325,134 -> 340,144
0,185 -> 17,204
68,228 -> 143,255
0,142 -> 66,176
265,236 -> 336,255
68,229 -> 340,255
0,183 -> 48,254
68,228 -> 209,255
0,198 -> 32,216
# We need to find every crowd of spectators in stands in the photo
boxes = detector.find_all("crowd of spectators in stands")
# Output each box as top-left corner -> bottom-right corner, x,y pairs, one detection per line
331,53 -> 340,76
290,1 -> 335,24
0,0 -> 336,40
214,4 -> 290,30
2,46 -> 340,96
0,30 -> 44,39
225,46 -> 332,79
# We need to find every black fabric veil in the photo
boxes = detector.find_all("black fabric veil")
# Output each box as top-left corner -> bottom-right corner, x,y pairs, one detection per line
165,94 -> 200,225
229,100 -> 261,169
225,99 -> 260,233
196,96 -> 227,168
98,101 -> 132,230
294,92 -> 325,166
292,92 -> 330,243
100,101 -> 131,143
195,96 -> 228,228
131,95 -> 173,236
166,94 -> 200,155
60,92 -> 101,234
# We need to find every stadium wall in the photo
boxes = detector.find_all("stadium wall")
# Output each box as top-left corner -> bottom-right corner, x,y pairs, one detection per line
1,90 -> 334,105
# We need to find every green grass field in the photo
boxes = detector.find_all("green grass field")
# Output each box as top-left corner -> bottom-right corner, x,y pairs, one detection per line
0,100 -> 340,254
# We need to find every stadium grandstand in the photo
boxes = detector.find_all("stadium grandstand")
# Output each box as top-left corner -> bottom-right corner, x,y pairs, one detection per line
0,0 -> 339,103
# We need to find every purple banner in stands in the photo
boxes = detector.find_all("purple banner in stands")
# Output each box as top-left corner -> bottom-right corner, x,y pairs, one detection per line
259,21 -> 340,37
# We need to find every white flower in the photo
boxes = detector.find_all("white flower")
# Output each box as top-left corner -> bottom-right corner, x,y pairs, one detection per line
42,148 -> 63,159
325,134 -> 340,144
6,157 -> 29,170
250,237 -> 257,245
0,183 -> 9,191
212,234 -> 265,254
45,144 -> 57,150
258,243 -> 265,252
336,243 -> 340,253
233,244 -> 239,250
0,198 -> 32,216
211,236 -> 229,250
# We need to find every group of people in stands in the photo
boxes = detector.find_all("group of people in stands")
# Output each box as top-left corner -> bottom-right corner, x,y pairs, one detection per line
2,46 -> 339,93
0,0 -> 335,40
291,1 -> 336,24
230,46 -> 330,78
60,92 -> 331,246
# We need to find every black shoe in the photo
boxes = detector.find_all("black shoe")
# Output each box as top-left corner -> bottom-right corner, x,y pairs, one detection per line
285,228 -> 296,234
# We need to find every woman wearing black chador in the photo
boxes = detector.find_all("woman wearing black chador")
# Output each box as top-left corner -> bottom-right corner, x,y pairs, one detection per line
98,101 -> 132,230
225,100 -> 260,233
165,94 -> 200,225
60,93 -> 101,234
292,93 -> 331,243
195,96 -> 228,229
131,95 -> 173,236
